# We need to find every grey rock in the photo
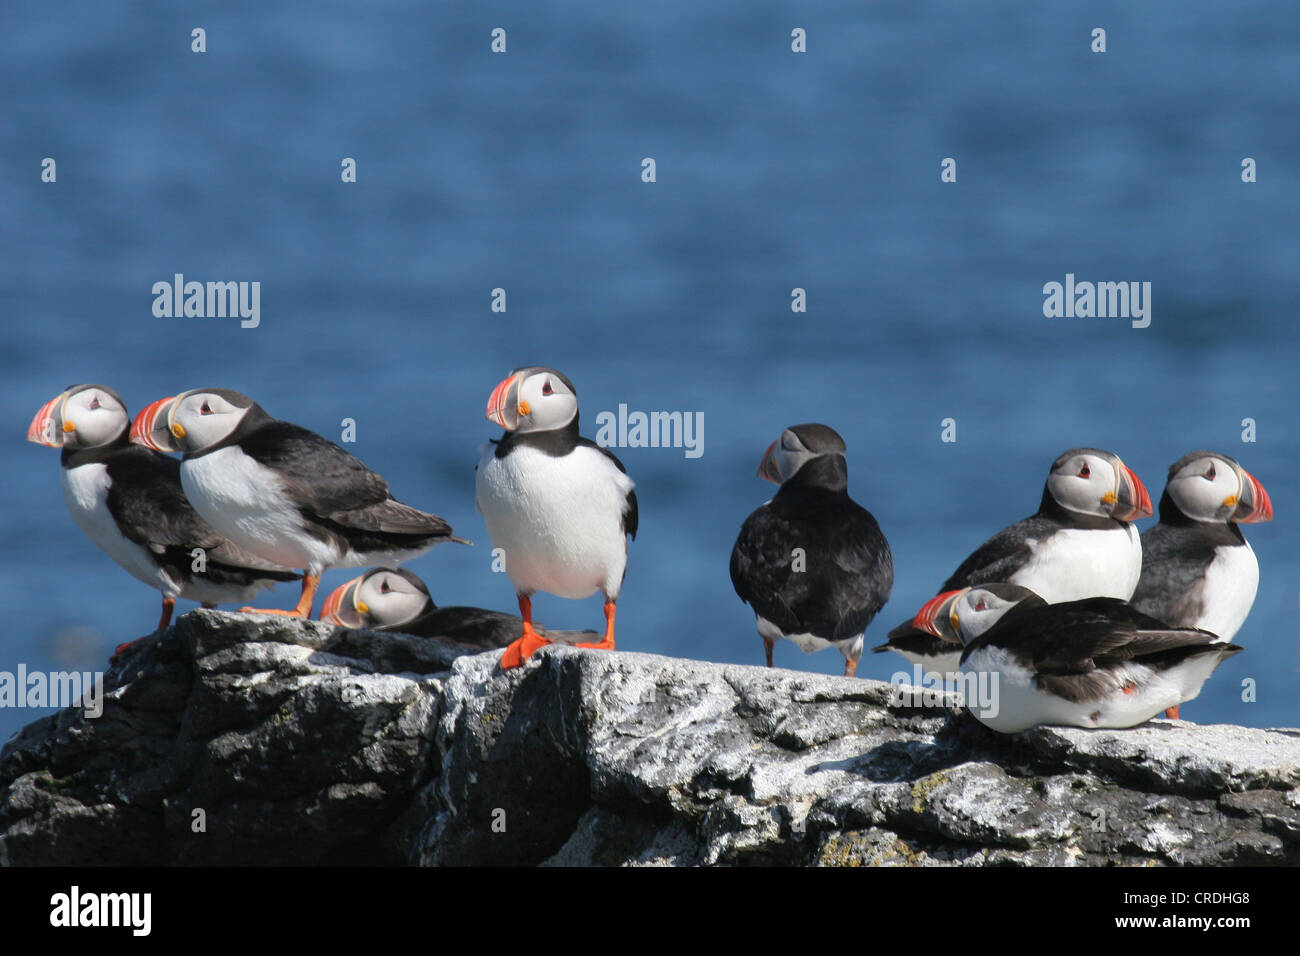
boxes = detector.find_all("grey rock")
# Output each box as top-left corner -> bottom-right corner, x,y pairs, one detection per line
2,610 -> 1297,865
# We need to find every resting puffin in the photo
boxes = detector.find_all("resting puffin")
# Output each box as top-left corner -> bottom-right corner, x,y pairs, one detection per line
27,384 -> 299,633
729,424 -> 893,677
873,447 -> 1152,679
912,584 -> 1242,733
475,367 -> 637,669
130,388 -> 466,618
320,566 -> 597,649
1129,451 -> 1271,718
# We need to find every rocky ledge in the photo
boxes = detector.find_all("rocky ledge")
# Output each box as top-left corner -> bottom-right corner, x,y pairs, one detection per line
1,610 -> 1298,866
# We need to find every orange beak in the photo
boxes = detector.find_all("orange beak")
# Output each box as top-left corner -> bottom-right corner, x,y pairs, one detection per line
1110,464 -> 1153,522
1235,469 -> 1273,524
912,589 -> 965,640
130,396 -> 177,451
757,440 -> 781,484
486,373 -> 524,431
26,393 -> 66,447
320,576 -> 364,626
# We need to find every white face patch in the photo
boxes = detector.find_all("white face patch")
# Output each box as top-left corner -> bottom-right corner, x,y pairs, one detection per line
1045,452 -> 1118,518
514,371 -> 578,434
62,388 -> 130,448
951,588 -> 1023,641
171,391 -> 249,452
1166,455 -> 1241,523
357,570 -> 427,627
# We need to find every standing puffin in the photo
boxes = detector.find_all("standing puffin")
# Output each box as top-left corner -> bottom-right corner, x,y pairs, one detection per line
873,447 -> 1152,679
729,424 -> 893,677
27,384 -> 299,633
475,367 -> 637,669
1130,451 -> 1272,639
320,567 -> 597,649
1129,451 -> 1271,718
130,388 -> 466,618
912,584 -> 1242,732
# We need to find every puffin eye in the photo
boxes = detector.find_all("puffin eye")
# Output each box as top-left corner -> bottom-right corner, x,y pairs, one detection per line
1078,464 -> 1090,478
1203,465 -> 1216,481
200,401 -> 213,416
380,580 -> 391,593
88,396 -> 101,411
973,598 -> 988,612
542,380 -> 554,396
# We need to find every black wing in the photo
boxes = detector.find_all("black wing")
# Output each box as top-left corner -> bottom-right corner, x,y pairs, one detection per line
1129,522 -> 1242,629
730,488 -> 892,641
963,598 -> 1227,701
105,447 -> 298,578
241,420 -> 454,538
939,513 -> 1057,591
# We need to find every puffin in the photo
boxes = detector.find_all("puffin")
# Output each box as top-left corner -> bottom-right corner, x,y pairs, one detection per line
475,367 -> 637,669
873,447 -> 1152,679
26,384 -> 299,634
130,388 -> 466,618
320,566 -> 597,649
729,423 -> 893,677
911,584 -> 1242,733
1129,451 -> 1272,718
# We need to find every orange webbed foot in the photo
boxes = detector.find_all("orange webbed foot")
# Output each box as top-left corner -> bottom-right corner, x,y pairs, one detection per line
573,638 -> 616,651
500,631 -> 553,670
1164,706 -> 1180,719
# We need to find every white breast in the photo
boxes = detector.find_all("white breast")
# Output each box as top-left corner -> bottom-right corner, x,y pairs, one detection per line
1195,542 -> 1259,641
62,463 -> 176,594
475,443 -> 633,600
1011,525 -> 1142,602
181,446 -> 339,573
960,645 -> 1193,733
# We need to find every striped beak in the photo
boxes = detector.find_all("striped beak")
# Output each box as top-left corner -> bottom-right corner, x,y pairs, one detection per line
1108,462 -> 1153,522
130,396 -> 179,451
1234,469 -> 1273,524
26,392 -> 69,447
321,575 -> 365,627
756,440 -> 782,484
912,589 -> 966,643
486,372 -> 525,431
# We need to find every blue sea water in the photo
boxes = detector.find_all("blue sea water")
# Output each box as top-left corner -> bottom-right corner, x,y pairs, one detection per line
2,1 -> 1298,745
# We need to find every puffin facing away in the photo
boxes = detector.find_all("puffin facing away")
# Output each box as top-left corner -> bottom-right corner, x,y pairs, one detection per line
475,367 -> 637,669
912,585 -> 1241,733
730,424 -> 893,677
873,447 -> 1152,679
131,388 -> 466,618
1129,451 -> 1271,718
320,566 -> 597,650
27,384 -> 299,633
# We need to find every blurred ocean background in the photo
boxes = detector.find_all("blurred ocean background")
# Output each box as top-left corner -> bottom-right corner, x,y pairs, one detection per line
2,1 -> 1297,743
